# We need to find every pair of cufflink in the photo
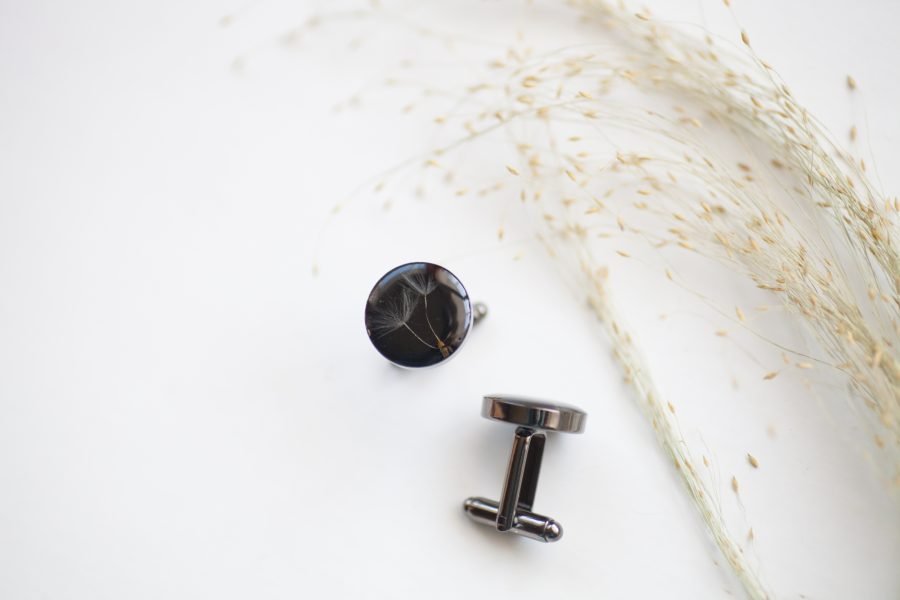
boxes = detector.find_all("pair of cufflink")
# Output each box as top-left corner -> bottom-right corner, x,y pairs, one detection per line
364,262 -> 587,543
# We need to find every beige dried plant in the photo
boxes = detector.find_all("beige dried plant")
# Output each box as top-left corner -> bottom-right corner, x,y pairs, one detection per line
310,1 -> 899,597
429,2 -> 896,597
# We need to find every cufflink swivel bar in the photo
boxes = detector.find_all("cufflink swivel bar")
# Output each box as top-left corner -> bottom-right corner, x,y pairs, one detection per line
463,396 -> 587,543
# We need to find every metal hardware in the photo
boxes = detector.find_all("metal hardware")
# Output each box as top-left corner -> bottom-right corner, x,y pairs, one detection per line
464,395 -> 587,543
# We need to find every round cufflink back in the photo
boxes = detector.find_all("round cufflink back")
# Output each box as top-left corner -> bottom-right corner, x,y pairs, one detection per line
464,395 -> 587,543
365,262 -> 487,368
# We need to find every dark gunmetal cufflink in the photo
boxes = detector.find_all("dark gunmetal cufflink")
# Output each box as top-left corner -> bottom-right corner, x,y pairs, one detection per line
464,395 -> 587,543
364,262 -> 487,368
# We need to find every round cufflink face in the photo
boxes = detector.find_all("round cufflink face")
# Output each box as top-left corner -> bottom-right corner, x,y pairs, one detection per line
481,395 -> 587,433
365,262 -> 473,368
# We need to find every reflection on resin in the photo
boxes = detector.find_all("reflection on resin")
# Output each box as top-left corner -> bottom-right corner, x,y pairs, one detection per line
365,262 -> 472,368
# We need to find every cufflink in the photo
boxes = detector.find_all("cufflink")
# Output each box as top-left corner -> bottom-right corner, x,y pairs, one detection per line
364,262 -> 487,368
464,395 -> 587,543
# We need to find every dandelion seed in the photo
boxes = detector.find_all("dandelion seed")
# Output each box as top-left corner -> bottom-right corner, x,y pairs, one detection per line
747,454 -> 759,468
846,75 -> 857,90
367,287 -> 417,337
616,250 -> 630,258
740,30 -> 750,46
402,271 -> 437,297
850,125 -> 857,141
715,330 -> 728,337
735,306 -> 746,322
506,165 -> 520,176
763,371 -> 778,380
731,476 -> 740,494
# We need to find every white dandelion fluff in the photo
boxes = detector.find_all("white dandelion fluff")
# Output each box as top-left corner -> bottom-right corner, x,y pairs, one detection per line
402,270 -> 438,296
367,287 -> 417,337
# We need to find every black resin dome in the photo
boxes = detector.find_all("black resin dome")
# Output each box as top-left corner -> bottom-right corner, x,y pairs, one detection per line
364,262 -> 473,368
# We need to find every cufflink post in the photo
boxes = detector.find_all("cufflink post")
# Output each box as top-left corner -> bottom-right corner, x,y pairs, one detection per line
463,395 -> 587,543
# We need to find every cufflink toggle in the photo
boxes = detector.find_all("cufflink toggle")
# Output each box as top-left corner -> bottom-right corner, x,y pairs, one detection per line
463,395 -> 587,543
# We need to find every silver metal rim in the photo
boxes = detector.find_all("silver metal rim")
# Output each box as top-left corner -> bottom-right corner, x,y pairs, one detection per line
481,395 -> 587,433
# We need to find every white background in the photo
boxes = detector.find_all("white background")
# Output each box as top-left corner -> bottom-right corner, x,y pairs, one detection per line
1,1 -> 898,598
